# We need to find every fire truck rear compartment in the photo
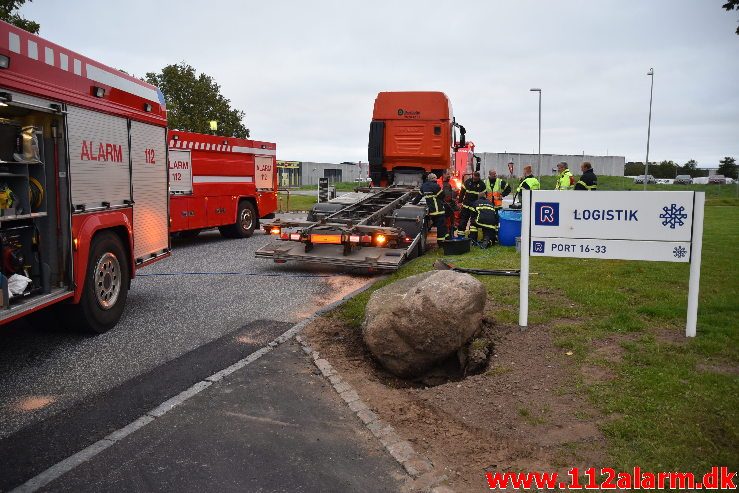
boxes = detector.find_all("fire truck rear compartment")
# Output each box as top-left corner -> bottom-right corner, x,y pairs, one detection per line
0,101 -> 73,318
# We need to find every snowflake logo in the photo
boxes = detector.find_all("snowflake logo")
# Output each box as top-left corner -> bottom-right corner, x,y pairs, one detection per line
673,246 -> 687,259
659,204 -> 688,229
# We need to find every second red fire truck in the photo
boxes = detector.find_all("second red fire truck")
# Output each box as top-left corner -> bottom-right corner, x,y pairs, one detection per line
168,131 -> 277,238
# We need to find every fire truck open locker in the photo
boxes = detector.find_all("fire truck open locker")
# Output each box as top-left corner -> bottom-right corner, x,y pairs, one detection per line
0,21 -> 169,333
168,131 -> 277,239
255,91 -> 476,270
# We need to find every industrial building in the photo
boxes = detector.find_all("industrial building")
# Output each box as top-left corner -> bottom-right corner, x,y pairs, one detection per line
278,152 -> 625,188
277,161 -> 368,187
478,153 -> 625,178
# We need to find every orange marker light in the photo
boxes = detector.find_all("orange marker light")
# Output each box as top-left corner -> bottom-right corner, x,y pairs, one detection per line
375,234 -> 387,246
270,227 -> 281,235
73,237 -> 79,251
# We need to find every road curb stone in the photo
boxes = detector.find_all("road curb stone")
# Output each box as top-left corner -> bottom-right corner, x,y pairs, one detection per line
295,333 -> 452,492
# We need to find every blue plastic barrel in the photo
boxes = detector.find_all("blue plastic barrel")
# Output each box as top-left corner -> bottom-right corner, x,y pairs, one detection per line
498,209 -> 522,246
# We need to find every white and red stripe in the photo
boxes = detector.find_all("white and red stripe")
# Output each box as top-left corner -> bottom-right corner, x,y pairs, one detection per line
3,28 -> 161,104
167,139 -> 276,156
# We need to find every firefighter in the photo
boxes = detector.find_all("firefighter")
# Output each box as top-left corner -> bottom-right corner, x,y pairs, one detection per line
484,169 -> 511,209
516,165 -> 541,193
472,195 -> 499,248
440,171 -> 458,237
414,173 -> 448,240
575,162 -> 598,190
554,162 -> 575,190
458,171 -> 487,237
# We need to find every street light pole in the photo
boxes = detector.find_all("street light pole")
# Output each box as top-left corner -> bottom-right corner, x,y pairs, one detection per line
644,68 -> 654,191
530,88 -> 542,180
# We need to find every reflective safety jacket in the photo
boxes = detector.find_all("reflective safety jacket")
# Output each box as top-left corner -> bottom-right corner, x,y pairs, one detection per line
460,178 -> 487,209
516,175 -> 541,193
575,168 -> 598,191
484,177 -> 511,208
419,180 -> 444,215
473,197 -> 499,229
555,169 -> 575,190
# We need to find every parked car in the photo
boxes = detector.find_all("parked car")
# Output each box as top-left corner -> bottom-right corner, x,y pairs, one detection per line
634,175 -> 656,184
675,175 -> 693,185
708,174 -> 727,185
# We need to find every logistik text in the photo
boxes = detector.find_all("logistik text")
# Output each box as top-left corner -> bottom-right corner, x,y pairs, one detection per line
573,209 -> 638,221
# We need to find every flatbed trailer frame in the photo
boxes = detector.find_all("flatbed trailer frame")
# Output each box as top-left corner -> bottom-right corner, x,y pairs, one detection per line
255,186 -> 427,270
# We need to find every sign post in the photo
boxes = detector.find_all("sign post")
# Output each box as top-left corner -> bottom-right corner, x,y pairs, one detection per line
519,190 -> 704,337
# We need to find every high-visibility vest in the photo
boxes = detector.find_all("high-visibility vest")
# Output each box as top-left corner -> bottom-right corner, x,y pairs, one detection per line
516,176 -> 541,192
461,180 -> 486,209
484,177 -> 504,208
555,170 -> 574,190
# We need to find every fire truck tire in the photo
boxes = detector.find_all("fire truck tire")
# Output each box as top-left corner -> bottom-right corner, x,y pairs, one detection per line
220,201 -> 256,238
71,232 -> 129,334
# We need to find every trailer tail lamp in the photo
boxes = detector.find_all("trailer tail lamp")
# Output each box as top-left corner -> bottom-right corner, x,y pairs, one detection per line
269,226 -> 281,235
310,234 -> 343,245
290,233 -> 302,241
349,235 -> 361,243
404,236 -> 412,243
374,234 -> 387,246
361,235 -> 372,244
280,232 -> 289,240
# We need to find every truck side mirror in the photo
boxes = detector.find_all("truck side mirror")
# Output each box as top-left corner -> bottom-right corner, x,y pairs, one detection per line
475,156 -> 481,172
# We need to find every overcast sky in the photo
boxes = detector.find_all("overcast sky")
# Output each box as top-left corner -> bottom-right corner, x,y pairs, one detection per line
20,0 -> 739,166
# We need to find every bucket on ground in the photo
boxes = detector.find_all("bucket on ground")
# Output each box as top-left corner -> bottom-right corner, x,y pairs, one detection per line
439,237 -> 471,255
498,209 -> 522,247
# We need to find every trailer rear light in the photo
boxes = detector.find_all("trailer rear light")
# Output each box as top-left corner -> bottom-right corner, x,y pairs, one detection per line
361,235 -> 372,244
374,234 -> 387,246
310,234 -> 342,245
349,235 -> 361,243
269,226 -> 281,235
280,232 -> 289,240
0,55 -> 9,69
290,233 -> 302,241
404,236 -> 412,243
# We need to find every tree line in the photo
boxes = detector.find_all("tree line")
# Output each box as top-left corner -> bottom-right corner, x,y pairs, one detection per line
625,157 -> 737,179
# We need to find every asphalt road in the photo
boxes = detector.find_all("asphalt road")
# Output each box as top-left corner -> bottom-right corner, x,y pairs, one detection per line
0,216 -> 372,440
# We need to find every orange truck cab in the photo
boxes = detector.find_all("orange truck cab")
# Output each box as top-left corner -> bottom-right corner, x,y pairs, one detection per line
367,91 -> 476,187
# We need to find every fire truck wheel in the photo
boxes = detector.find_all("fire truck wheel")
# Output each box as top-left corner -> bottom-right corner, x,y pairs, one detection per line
72,232 -> 129,334
220,201 -> 256,238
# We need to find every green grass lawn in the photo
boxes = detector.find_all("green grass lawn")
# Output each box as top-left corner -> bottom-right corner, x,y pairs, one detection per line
337,202 -> 739,473
296,181 -> 362,192
277,192 -> 316,212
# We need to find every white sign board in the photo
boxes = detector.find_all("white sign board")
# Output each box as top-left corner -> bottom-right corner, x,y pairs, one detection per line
168,149 -> 192,194
519,190 -> 705,337
255,156 -> 274,190
529,191 -> 694,263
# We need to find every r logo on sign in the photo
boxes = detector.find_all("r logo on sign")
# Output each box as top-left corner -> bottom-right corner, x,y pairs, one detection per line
533,241 -> 545,253
534,202 -> 559,226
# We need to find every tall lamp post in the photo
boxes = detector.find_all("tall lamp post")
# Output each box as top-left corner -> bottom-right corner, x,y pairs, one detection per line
644,68 -> 654,191
530,88 -> 542,180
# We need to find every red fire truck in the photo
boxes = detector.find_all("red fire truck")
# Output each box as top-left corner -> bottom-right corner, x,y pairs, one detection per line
168,131 -> 277,238
0,21 -> 169,333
